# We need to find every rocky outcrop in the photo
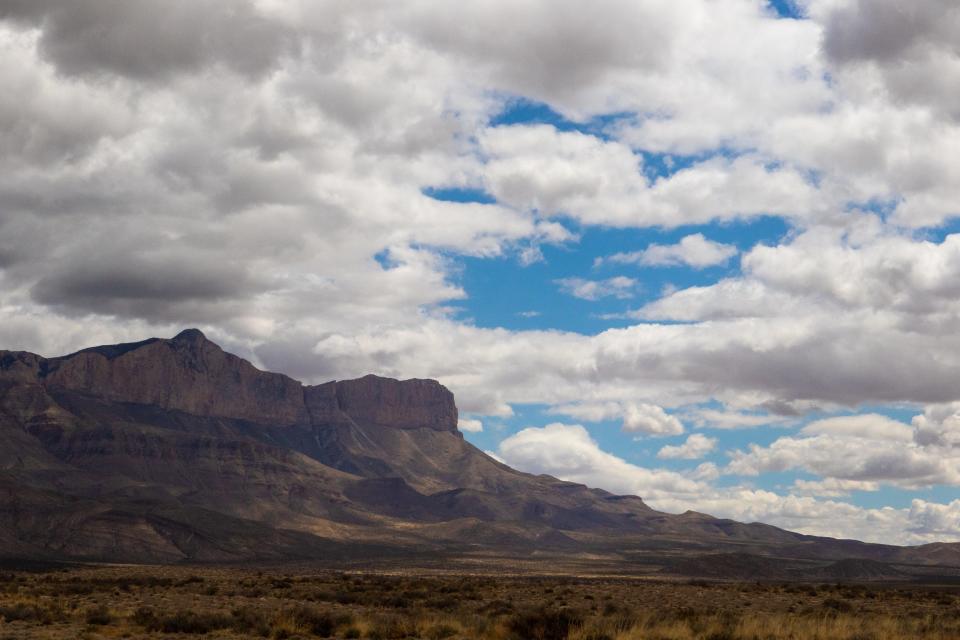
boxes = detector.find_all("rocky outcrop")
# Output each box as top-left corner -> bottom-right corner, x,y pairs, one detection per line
322,375 -> 458,433
41,329 -> 309,426
2,330 -> 460,433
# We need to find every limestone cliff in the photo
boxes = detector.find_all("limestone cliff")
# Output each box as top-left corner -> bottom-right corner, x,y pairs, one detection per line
0,329 -> 459,434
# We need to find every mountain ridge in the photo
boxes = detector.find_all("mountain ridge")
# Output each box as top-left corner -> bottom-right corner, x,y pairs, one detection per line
1,329 -> 958,578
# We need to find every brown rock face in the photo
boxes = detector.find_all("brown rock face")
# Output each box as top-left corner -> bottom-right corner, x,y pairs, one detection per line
1,329 -> 460,433
317,375 -> 458,433
39,329 -> 309,426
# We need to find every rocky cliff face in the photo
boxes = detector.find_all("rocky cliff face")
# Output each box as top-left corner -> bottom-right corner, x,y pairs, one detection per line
330,375 -> 458,432
0,329 -> 459,434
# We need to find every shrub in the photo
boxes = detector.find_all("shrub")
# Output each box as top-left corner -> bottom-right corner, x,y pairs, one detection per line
507,608 -> 583,640
366,614 -> 420,639
426,623 -> 458,639
821,597 -> 854,614
84,604 -> 112,626
137,609 -> 235,634
279,605 -> 350,637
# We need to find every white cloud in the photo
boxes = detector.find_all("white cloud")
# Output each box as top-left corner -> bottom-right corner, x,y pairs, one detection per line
912,402 -> 960,447
657,433 -> 717,459
821,0 -> 960,121
603,234 -> 738,269
909,498 -> 960,539
556,276 -> 637,301
727,414 -> 960,489
495,422 -> 960,544
800,414 -> 914,442
458,418 -> 484,433
792,478 -> 880,498
497,423 -> 702,498
549,401 -> 684,436
622,403 -> 685,435
683,407 -> 797,430
481,125 -> 823,228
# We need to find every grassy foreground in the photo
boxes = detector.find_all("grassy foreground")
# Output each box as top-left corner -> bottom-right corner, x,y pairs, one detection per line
0,565 -> 958,639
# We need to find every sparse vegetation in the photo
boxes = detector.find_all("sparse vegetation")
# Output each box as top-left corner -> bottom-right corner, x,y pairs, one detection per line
0,566 -> 958,639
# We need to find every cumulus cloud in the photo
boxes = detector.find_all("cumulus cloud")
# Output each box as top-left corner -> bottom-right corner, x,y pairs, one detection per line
821,0 -> 960,119
602,234 -> 738,269
912,403 -> 960,447
495,422 -> 960,544
657,433 -> 717,459
549,401 -> 684,436
481,126 -> 822,227
458,418 -> 484,433
792,478 -> 880,498
727,413 -> 960,489
0,0 -> 295,80
800,414 -> 914,441
556,276 -> 637,300
497,423 -> 702,497
682,407 -> 797,430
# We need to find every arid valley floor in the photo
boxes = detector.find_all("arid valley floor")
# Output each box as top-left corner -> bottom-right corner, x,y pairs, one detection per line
1,564 -> 959,640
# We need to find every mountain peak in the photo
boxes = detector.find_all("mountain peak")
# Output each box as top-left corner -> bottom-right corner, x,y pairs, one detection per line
172,328 -> 207,343
27,331 -> 309,425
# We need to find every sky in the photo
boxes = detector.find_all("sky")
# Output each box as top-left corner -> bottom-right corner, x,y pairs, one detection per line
1,0 -> 959,545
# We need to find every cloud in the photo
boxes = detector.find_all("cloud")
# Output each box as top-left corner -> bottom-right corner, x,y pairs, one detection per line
821,0 -> 960,120
800,414 -> 913,442
481,126 -> 822,228
556,276 -> 637,301
682,407 -> 796,430
495,422 -> 960,544
458,418 -> 484,433
912,402 -> 960,447
909,498 -> 960,539
549,401 -> 684,436
657,433 -> 717,459
602,234 -> 738,269
0,0 -> 295,81
497,423 -> 702,497
727,414 -> 960,489
792,478 -> 880,498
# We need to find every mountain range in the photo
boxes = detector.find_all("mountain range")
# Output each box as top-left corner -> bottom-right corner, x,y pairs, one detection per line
1,329 -> 957,580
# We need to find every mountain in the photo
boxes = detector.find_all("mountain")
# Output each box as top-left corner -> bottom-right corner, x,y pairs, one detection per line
1,330 -> 958,577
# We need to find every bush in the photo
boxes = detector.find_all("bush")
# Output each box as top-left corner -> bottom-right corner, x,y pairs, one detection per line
0,603 -> 36,622
821,598 -> 855,614
84,604 -> 112,626
366,614 -> 420,639
426,623 -> 458,639
507,608 -> 583,640
280,606 -> 350,637
136,609 -> 235,634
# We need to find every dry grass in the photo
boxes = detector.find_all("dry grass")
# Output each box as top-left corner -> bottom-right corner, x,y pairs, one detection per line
0,566 -> 957,639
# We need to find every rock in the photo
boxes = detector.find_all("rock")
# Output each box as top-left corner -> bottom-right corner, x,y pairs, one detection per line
327,374 -> 458,433
39,329 -> 309,426
2,330 -> 460,433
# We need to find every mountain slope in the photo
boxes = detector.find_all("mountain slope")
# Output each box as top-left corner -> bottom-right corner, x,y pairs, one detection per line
1,329 -> 957,575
